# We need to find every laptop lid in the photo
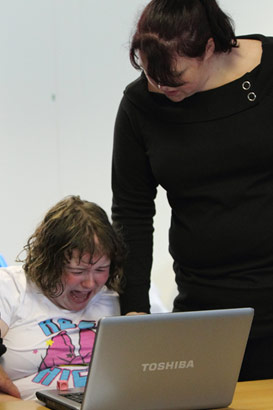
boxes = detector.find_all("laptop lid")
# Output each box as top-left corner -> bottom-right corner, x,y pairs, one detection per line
36,307 -> 254,410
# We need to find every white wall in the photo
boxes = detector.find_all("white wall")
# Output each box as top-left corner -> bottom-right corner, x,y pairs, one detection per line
0,0 -> 272,311
0,0 -> 149,263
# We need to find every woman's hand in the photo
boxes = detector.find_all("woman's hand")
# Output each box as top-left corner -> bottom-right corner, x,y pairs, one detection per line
0,365 -> 21,399
125,312 -> 147,315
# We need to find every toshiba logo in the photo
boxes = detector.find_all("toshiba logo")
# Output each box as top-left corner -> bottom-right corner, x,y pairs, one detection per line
141,360 -> 194,372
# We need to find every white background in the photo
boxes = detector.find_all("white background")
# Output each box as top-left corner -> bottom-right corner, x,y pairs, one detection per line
1,0 -> 272,311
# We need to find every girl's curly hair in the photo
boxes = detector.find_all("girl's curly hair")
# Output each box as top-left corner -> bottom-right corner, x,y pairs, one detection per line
18,196 -> 125,298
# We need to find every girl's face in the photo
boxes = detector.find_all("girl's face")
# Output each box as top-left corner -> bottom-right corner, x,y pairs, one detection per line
50,249 -> 110,311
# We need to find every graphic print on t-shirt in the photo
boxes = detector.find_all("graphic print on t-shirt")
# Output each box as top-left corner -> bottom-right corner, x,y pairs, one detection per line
32,318 -> 96,388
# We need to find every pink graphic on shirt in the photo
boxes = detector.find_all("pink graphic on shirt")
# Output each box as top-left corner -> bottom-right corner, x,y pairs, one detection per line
70,328 -> 95,365
39,328 -> 95,371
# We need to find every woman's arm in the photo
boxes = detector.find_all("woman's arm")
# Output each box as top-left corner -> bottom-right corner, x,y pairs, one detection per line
112,98 -> 158,314
0,320 -> 21,398
0,364 -> 21,399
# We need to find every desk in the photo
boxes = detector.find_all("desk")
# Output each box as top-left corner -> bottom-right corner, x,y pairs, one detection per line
0,379 -> 272,410
220,379 -> 273,410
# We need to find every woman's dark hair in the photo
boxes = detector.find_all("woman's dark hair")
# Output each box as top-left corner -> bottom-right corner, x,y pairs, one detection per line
17,195 -> 125,298
130,0 -> 237,87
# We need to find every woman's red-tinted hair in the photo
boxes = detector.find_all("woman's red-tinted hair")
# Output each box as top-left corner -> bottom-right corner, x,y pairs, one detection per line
130,0 -> 237,87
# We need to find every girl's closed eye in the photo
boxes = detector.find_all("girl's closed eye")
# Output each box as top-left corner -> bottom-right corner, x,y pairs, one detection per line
95,265 -> 110,273
66,267 -> 86,275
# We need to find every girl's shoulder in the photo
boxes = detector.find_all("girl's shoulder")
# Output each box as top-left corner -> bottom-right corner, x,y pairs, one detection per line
0,265 -> 26,291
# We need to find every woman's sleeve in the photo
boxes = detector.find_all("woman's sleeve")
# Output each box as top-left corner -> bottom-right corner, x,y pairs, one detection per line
111,98 -> 158,314
0,338 -> 7,357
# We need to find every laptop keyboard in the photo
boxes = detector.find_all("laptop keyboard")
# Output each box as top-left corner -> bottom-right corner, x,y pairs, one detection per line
62,392 -> 84,403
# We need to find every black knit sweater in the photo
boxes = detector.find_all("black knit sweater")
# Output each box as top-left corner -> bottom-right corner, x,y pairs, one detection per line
112,34 -> 273,337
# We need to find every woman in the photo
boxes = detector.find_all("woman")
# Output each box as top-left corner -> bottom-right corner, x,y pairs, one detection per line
0,195 -> 124,399
111,0 -> 273,380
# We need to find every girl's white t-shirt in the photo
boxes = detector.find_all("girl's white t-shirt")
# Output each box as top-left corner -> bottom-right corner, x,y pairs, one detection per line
0,266 -> 120,400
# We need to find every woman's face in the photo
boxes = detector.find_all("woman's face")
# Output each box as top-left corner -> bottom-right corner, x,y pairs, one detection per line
50,249 -> 110,311
140,42 -> 214,102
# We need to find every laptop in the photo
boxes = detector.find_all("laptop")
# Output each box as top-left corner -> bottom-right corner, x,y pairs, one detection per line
36,307 -> 254,410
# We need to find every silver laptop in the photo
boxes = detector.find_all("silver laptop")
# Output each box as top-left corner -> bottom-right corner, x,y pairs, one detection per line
36,307 -> 254,410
